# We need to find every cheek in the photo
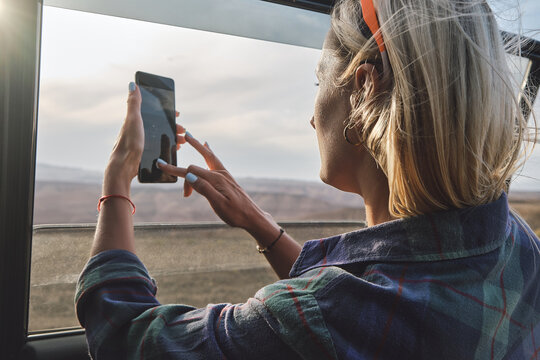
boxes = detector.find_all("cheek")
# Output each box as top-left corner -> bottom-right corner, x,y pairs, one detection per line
313,89 -> 334,131
314,88 -> 350,144
313,88 -> 357,185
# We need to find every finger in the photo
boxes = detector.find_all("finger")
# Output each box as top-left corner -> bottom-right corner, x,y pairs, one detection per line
176,124 -> 186,134
184,180 -> 193,197
183,164 -> 237,195
183,164 -> 226,184
177,143 -> 181,151
185,132 -> 225,171
177,134 -> 187,145
157,162 -> 220,183
127,82 -> 141,113
156,160 -> 188,177
184,172 -> 226,205
202,141 -> 225,171
175,111 -> 180,117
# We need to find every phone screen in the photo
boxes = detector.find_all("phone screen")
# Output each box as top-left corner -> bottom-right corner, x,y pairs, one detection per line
136,72 -> 177,183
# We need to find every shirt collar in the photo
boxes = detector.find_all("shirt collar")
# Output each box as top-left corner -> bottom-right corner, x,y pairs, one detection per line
290,193 -> 511,277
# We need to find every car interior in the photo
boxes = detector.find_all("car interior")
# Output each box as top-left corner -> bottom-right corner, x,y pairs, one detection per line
1,0 -> 539,359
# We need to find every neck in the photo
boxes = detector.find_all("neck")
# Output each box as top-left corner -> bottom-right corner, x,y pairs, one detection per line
363,183 -> 391,226
356,156 -> 392,227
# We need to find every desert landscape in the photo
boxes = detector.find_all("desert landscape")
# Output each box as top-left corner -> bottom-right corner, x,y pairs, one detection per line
29,164 -> 540,332
30,164 -> 367,332
33,164 -> 366,225
29,222 -> 365,331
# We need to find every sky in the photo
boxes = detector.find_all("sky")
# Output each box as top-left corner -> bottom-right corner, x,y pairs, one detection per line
34,1 -> 540,190
36,3 -> 324,182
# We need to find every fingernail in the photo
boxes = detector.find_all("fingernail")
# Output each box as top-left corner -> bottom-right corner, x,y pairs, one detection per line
129,82 -> 136,93
156,158 -> 167,167
185,131 -> 193,138
186,172 -> 198,183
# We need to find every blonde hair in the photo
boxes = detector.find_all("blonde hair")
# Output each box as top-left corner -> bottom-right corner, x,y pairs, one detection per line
331,0 -> 534,217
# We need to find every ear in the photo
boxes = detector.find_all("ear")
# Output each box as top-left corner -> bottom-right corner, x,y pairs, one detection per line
354,63 -> 381,93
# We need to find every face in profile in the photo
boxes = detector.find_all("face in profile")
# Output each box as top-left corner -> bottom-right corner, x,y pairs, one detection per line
312,30 -> 366,194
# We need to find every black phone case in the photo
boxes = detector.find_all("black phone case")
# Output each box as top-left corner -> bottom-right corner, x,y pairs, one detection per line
135,71 -> 177,183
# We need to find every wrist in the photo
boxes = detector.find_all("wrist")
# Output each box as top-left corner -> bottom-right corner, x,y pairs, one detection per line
244,209 -> 280,243
103,160 -> 135,196
109,148 -> 140,172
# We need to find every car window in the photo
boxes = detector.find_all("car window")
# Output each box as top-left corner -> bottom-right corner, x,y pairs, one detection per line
507,54 -> 540,192
30,4 -> 539,333
30,5 -> 366,332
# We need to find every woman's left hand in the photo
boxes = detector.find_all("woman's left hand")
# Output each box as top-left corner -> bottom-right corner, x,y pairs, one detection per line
157,134 -> 272,233
158,132 -> 302,279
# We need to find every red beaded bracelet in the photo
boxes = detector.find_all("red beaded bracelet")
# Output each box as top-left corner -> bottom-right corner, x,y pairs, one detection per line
97,195 -> 136,215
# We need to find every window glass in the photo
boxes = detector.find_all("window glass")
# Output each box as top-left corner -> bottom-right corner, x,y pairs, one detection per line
31,6 -> 365,332
33,7 -> 366,227
505,54 -> 540,239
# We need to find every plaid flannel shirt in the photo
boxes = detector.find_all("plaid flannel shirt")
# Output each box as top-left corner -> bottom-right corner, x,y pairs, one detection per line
76,193 -> 540,359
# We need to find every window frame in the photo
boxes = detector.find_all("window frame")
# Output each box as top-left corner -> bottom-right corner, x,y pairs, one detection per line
1,0 -> 539,359
0,0 -> 42,358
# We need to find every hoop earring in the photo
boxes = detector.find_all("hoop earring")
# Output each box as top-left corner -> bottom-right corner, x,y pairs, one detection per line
343,126 -> 362,146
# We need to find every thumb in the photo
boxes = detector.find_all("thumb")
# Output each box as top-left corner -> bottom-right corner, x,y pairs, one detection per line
184,172 -> 224,206
127,82 -> 142,112
184,181 -> 193,197
184,172 -> 197,197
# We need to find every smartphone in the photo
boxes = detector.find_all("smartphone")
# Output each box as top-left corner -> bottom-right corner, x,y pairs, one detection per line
135,71 -> 177,183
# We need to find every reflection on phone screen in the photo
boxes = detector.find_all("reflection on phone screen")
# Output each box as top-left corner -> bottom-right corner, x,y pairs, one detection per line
139,85 -> 177,182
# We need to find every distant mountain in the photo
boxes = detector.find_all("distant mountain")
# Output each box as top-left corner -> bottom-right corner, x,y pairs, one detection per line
34,163 -> 365,225
36,163 -> 104,184
36,163 -> 537,227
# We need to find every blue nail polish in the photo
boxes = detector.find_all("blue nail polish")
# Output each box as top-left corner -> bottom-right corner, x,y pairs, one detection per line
156,158 -> 167,167
185,131 -> 193,138
129,82 -> 136,92
186,173 -> 198,183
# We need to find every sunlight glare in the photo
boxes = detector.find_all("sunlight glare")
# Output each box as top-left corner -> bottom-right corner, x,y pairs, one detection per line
0,1 -> 5,22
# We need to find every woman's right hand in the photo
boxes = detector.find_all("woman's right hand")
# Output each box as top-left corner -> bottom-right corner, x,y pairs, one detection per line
157,132 -> 271,233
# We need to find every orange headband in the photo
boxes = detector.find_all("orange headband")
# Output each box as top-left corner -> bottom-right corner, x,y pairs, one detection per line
360,0 -> 386,53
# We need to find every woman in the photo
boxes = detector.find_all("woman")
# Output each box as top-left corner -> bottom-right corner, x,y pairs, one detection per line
76,0 -> 539,358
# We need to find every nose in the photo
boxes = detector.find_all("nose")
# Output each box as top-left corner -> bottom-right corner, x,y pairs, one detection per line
310,116 -> 315,129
